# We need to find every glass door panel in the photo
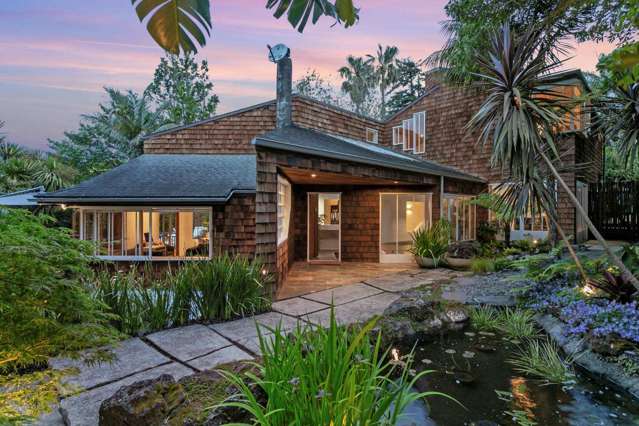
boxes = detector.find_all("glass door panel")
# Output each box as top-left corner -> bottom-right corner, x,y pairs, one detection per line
380,193 -> 431,263
308,193 -> 341,262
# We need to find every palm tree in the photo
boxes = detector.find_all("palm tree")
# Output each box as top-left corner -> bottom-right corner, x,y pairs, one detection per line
31,157 -> 77,192
368,44 -> 399,118
601,83 -> 639,167
339,56 -> 375,115
130,0 -> 358,54
468,23 -> 639,290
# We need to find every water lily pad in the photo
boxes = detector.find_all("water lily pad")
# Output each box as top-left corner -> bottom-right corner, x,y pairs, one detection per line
421,358 -> 433,364
464,332 -> 476,337
445,349 -> 457,354
462,351 -> 476,359
478,331 -> 496,337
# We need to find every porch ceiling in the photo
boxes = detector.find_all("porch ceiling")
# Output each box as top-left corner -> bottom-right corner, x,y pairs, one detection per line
278,166 -> 422,186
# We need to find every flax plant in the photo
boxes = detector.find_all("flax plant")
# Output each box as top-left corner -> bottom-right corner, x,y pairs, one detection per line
214,309 -> 454,425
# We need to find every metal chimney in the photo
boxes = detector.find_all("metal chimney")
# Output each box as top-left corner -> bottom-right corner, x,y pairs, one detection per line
268,44 -> 292,129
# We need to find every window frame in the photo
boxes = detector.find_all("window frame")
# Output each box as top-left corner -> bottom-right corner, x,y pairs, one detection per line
365,128 -> 379,144
413,111 -> 426,154
74,206 -> 213,261
402,118 -> 414,152
441,193 -> 477,241
392,125 -> 402,146
277,175 -> 292,245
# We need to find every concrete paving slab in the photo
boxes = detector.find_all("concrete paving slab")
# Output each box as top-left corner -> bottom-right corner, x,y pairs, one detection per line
301,282 -> 381,305
236,332 -> 280,356
50,338 -> 169,393
272,297 -> 328,316
210,312 -> 302,341
187,346 -> 253,371
59,362 -> 192,426
304,293 -> 400,327
146,324 -> 232,362
364,274 -> 433,292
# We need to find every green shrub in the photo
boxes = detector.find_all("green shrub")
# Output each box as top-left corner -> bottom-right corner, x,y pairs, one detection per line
502,247 -> 523,257
476,221 -> 498,243
497,308 -> 538,340
410,219 -> 451,267
470,257 -> 495,274
215,309 -> 450,425
508,338 -> 575,384
0,208 -> 120,373
494,257 -> 513,271
181,253 -> 271,322
469,305 -> 500,331
511,239 -> 534,253
94,254 -> 272,335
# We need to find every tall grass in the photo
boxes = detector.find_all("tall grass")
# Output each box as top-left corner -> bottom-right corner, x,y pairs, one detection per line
508,338 -> 575,384
469,305 -> 500,331
94,254 -> 272,336
410,219 -> 451,267
497,308 -> 538,340
214,309 -> 454,425
470,257 -> 495,274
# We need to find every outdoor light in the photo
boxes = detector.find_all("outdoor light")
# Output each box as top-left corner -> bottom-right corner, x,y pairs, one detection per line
311,173 -> 317,178
393,181 -> 399,184
532,239 -> 538,245
261,268 -> 268,276
60,204 -> 67,210
582,284 -> 595,296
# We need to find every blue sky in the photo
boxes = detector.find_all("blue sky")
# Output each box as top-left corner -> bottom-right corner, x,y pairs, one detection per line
0,1 -> 615,151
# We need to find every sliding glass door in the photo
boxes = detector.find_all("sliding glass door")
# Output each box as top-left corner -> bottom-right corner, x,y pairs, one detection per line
380,193 -> 431,263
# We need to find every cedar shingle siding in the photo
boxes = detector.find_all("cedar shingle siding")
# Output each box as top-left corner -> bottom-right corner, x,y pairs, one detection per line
140,81 -> 601,284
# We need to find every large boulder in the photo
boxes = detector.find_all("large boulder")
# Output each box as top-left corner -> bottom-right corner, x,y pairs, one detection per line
99,374 -> 185,426
379,290 -> 469,347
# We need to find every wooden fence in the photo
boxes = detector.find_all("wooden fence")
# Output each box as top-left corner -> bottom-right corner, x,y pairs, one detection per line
589,179 -> 639,241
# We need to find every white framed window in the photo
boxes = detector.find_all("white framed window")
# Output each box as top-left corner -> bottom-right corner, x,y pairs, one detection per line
402,118 -> 414,151
413,111 -> 426,154
441,194 -> 476,241
392,126 -> 402,145
277,175 -> 291,245
74,207 -> 213,260
365,128 -> 379,144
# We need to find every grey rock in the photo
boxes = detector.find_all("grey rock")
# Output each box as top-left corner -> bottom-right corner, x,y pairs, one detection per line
98,374 -> 185,426
60,362 -> 192,426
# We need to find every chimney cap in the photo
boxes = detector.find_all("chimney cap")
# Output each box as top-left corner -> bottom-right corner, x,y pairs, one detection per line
267,43 -> 290,63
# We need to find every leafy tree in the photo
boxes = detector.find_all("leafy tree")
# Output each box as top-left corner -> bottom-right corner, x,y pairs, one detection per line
0,208 -> 120,373
468,23 -> 639,290
145,54 -> 219,126
294,69 -> 347,107
386,58 -> 431,115
338,56 -> 376,116
367,44 -> 399,118
50,88 -> 162,179
130,0 -> 359,54
430,0 -> 638,84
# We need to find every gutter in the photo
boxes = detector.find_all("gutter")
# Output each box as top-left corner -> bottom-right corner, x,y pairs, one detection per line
35,189 -> 256,206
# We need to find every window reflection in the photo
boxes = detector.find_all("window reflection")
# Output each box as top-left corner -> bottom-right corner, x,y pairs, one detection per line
76,208 -> 211,259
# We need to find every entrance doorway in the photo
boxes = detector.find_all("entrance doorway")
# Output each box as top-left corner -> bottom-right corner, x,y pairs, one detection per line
307,193 -> 341,263
380,193 -> 432,263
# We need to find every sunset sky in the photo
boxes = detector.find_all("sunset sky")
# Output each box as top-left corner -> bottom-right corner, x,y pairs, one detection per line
0,1 -> 616,151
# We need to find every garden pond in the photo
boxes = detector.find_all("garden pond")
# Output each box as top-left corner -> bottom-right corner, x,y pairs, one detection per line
395,331 -> 639,426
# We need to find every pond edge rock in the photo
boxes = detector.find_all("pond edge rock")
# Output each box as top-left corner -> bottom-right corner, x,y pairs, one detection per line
535,313 -> 639,400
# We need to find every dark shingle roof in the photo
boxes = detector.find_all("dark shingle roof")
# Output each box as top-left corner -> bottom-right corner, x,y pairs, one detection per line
37,154 -> 256,204
253,126 -> 484,183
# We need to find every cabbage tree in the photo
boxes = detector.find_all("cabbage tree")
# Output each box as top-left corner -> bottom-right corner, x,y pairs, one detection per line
468,23 -> 639,290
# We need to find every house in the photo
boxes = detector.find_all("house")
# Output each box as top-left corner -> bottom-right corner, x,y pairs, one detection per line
0,186 -> 46,207
37,46 -> 601,286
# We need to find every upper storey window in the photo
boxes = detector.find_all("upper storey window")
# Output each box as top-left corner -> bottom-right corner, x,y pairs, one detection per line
366,128 -> 379,144
392,110 -> 427,154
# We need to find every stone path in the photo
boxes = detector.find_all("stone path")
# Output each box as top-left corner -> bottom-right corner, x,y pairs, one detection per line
40,268 -> 461,426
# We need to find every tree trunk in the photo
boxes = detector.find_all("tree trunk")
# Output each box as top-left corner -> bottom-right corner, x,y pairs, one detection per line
549,215 -> 588,284
537,147 -> 639,290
